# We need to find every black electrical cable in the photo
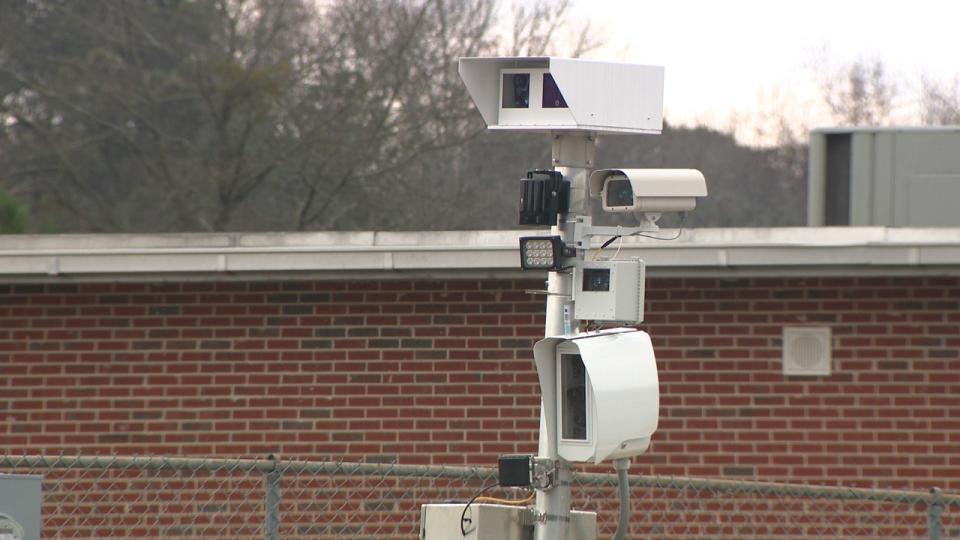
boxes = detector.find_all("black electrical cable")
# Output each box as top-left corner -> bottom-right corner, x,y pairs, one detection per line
631,228 -> 684,241
460,482 -> 499,536
600,235 -> 620,249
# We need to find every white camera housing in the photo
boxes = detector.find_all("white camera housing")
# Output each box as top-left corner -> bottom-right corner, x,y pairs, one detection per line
458,56 -> 664,134
589,169 -> 707,213
533,328 -> 659,464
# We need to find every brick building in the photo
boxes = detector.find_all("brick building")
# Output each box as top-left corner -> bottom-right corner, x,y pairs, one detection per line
1,227 -> 959,492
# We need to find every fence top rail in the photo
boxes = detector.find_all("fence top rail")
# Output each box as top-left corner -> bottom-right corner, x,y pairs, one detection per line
0,454 -> 500,481
2,454 -> 956,507
579,471 -> 956,506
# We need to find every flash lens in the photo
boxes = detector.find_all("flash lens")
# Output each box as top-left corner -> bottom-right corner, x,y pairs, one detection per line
521,237 -> 563,269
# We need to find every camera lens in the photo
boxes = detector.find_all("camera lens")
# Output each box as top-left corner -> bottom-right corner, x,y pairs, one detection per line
605,177 -> 634,208
512,74 -> 529,107
582,268 -> 610,292
502,73 -> 530,109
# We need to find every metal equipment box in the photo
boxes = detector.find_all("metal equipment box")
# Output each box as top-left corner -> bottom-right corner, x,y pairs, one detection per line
808,127 -> 960,226
0,474 -> 41,540
420,503 -> 596,540
573,259 -> 645,323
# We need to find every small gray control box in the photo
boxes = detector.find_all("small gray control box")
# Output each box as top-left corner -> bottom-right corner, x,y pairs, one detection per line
573,259 -> 645,323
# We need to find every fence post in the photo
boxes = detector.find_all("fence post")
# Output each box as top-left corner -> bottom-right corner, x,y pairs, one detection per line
927,487 -> 943,540
265,466 -> 281,540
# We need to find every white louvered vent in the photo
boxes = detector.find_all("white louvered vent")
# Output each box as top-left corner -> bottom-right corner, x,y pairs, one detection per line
783,326 -> 831,376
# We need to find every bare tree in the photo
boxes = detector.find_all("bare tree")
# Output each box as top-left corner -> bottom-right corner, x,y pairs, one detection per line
502,0 -> 601,57
0,0 -> 310,231
283,0 -> 498,230
0,0 -> 503,232
816,59 -> 897,126
1,0 -> 816,233
921,76 -> 960,125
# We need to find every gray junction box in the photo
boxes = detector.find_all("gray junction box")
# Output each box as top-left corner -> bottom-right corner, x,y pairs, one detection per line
573,259 -> 645,323
0,474 -> 41,540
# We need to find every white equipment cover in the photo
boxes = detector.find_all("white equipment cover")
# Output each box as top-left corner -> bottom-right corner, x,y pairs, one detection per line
533,328 -> 659,464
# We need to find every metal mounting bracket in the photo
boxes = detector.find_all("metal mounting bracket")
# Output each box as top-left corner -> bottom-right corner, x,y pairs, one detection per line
569,215 -> 662,251
532,458 -> 558,491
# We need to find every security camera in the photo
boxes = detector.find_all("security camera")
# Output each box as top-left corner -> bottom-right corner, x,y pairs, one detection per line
589,168 -> 707,213
533,328 -> 659,464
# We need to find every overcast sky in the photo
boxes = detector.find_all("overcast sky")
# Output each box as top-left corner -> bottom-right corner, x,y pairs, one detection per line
570,0 -> 960,143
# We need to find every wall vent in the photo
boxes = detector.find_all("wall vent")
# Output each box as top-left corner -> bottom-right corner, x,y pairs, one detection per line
783,326 -> 831,376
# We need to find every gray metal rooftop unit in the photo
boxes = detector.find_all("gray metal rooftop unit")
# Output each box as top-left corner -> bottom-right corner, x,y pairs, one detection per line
808,127 -> 960,227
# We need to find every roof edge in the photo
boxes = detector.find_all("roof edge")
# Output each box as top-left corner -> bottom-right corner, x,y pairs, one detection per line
0,227 -> 959,281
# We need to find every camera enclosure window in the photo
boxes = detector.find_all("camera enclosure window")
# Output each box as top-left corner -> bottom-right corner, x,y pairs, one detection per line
581,268 -> 611,292
498,68 -> 574,127
502,73 -> 530,108
559,347 -> 590,441
542,73 -> 567,108
604,176 -> 635,209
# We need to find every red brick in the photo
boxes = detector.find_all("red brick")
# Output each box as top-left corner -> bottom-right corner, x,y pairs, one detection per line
0,276 -> 956,492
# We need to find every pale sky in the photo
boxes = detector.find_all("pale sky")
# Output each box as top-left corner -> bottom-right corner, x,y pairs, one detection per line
570,0 -> 960,144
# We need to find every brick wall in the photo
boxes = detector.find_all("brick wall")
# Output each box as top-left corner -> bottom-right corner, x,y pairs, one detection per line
1,276 -> 958,490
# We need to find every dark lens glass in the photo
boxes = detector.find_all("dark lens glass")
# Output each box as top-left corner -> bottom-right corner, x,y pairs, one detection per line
582,268 -> 610,292
561,353 -> 587,440
605,178 -> 634,207
542,73 -> 568,108
502,73 -> 530,109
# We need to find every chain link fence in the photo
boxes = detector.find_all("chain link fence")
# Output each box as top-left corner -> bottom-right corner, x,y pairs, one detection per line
1,454 -> 957,539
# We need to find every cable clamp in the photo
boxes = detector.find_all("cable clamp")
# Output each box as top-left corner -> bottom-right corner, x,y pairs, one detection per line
532,458 -> 558,490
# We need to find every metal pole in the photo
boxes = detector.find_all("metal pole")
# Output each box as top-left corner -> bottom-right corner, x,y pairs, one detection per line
611,458 -> 631,540
928,487 -> 943,540
264,468 -> 281,540
534,133 -> 595,540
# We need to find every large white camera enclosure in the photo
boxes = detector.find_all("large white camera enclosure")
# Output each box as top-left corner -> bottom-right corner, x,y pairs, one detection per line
534,328 -> 659,464
458,57 -> 665,134
589,169 -> 707,213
